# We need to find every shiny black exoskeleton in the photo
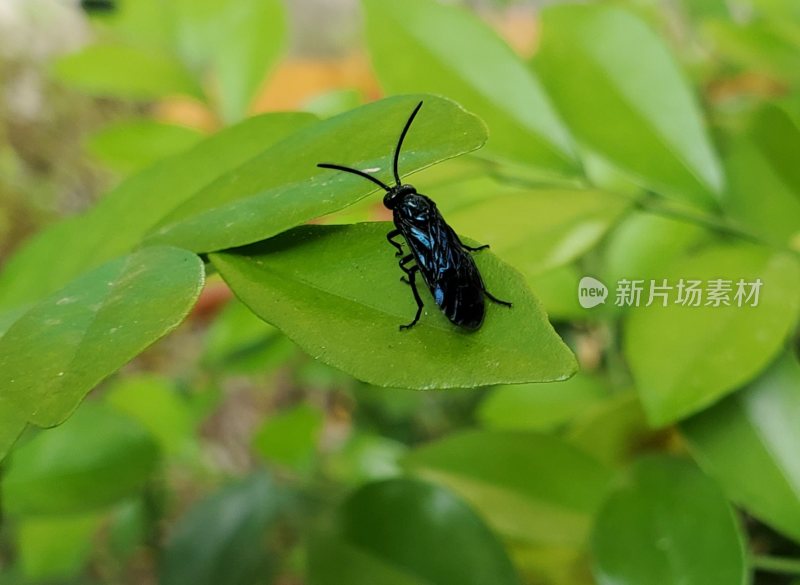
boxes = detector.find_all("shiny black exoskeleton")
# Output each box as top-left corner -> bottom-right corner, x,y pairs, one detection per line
318,101 -> 511,330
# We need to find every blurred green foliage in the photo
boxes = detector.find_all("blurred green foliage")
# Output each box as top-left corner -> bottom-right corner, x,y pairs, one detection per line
0,0 -> 799,584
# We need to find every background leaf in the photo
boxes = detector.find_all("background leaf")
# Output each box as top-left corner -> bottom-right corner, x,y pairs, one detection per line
591,457 -> 748,585
405,430 -> 612,546
479,373 -> 609,432
52,44 -> 202,100
0,247 -> 204,458
87,120 -> 204,174
624,243 -> 800,425
682,352 -> 800,542
175,0 -> 287,121
253,403 -> 323,471
308,478 -> 521,585
535,4 -> 725,206
435,180 -> 631,278
211,223 -> 576,389
145,95 -> 488,253
0,112 -> 314,313
16,513 -> 102,582
724,105 -> 800,247
3,403 -> 159,515
160,472 -> 281,585
361,0 -> 577,175
105,375 -> 198,459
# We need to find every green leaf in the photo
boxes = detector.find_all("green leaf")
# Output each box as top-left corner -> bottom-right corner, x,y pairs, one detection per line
105,375 -> 198,459
308,478 -> 521,585
624,243 -> 800,425
479,374 -> 608,432
591,456 -> 748,585
567,393 -> 654,467
324,433 -> 406,485
304,88 -> 364,119
253,404 -> 323,471
527,264 -> 587,322
361,0 -> 577,175
682,352 -> 800,542
145,95 -> 488,253
0,112 -> 314,312
3,404 -> 159,515
435,180 -> 631,278
87,119 -> 204,173
211,223 -> 576,389
602,210 -> 711,290
703,19 -> 800,83
535,5 -> 725,206
17,513 -> 102,581
405,430 -> 612,546
203,297 -> 297,373
175,0 -> 287,122
724,106 -> 800,247
0,246 -> 204,458
160,472 -> 281,585
52,44 -> 202,100
97,0 -> 175,51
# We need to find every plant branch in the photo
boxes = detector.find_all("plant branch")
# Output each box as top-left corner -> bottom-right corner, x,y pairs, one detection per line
751,555 -> 800,575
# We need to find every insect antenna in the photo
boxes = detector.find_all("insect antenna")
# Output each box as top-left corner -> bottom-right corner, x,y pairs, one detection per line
392,101 -> 424,187
316,163 -> 391,192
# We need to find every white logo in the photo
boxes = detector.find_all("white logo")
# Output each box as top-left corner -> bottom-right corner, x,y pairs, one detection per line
579,277 -> 608,309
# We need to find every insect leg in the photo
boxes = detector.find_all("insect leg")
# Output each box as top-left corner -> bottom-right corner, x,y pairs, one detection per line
399,266 -> 424,331
386,229 -> 405,257
453,232 -> 490,253
463,243 -> 490,252
398,254 -> 415,284
484,289 -> 512,308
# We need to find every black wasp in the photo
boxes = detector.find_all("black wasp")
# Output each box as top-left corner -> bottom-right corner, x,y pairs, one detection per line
318,101 -> 511,331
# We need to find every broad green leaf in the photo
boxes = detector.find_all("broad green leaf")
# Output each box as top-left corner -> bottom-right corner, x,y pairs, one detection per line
2,404 -> 159,515
703,19 -> 800,83
145,95 -> 488,253
434,180 -> 631,278
308,478 -> 521,585
535,5 -> 725,206
405,431 -> 612,546
724,106 -> 800,247
682,352 -> 800,542
253,404 -> 323,471
105,375 -> 198,459
97,0 -> 175,51
0,112 -> 314,311
528,264 -> 587,322
361,0 -> 577,175
211,223 -> 577,389
203,297 -> 297,373
87,119 -> 204,173
324,433 -> 406,485
567,393 -> 654,467
591,457 -> 748,585
624,243 -> 800,425
160,472 -> 281,585
52,44 -> 202,100
0,246 -> 204,458
304,88 -> 364,118
479,374 -> 608,432
602,210 -> 710,296
17,513 -> 102,581
175,0 -> 287,122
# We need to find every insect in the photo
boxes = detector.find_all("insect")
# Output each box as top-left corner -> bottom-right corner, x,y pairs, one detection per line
317,101 -> 511,331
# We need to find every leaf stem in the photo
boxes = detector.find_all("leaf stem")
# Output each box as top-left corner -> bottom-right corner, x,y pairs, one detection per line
751,555 -> 800,575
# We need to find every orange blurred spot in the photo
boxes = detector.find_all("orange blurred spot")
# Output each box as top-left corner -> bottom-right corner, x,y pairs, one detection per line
254,52 -> 381,112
